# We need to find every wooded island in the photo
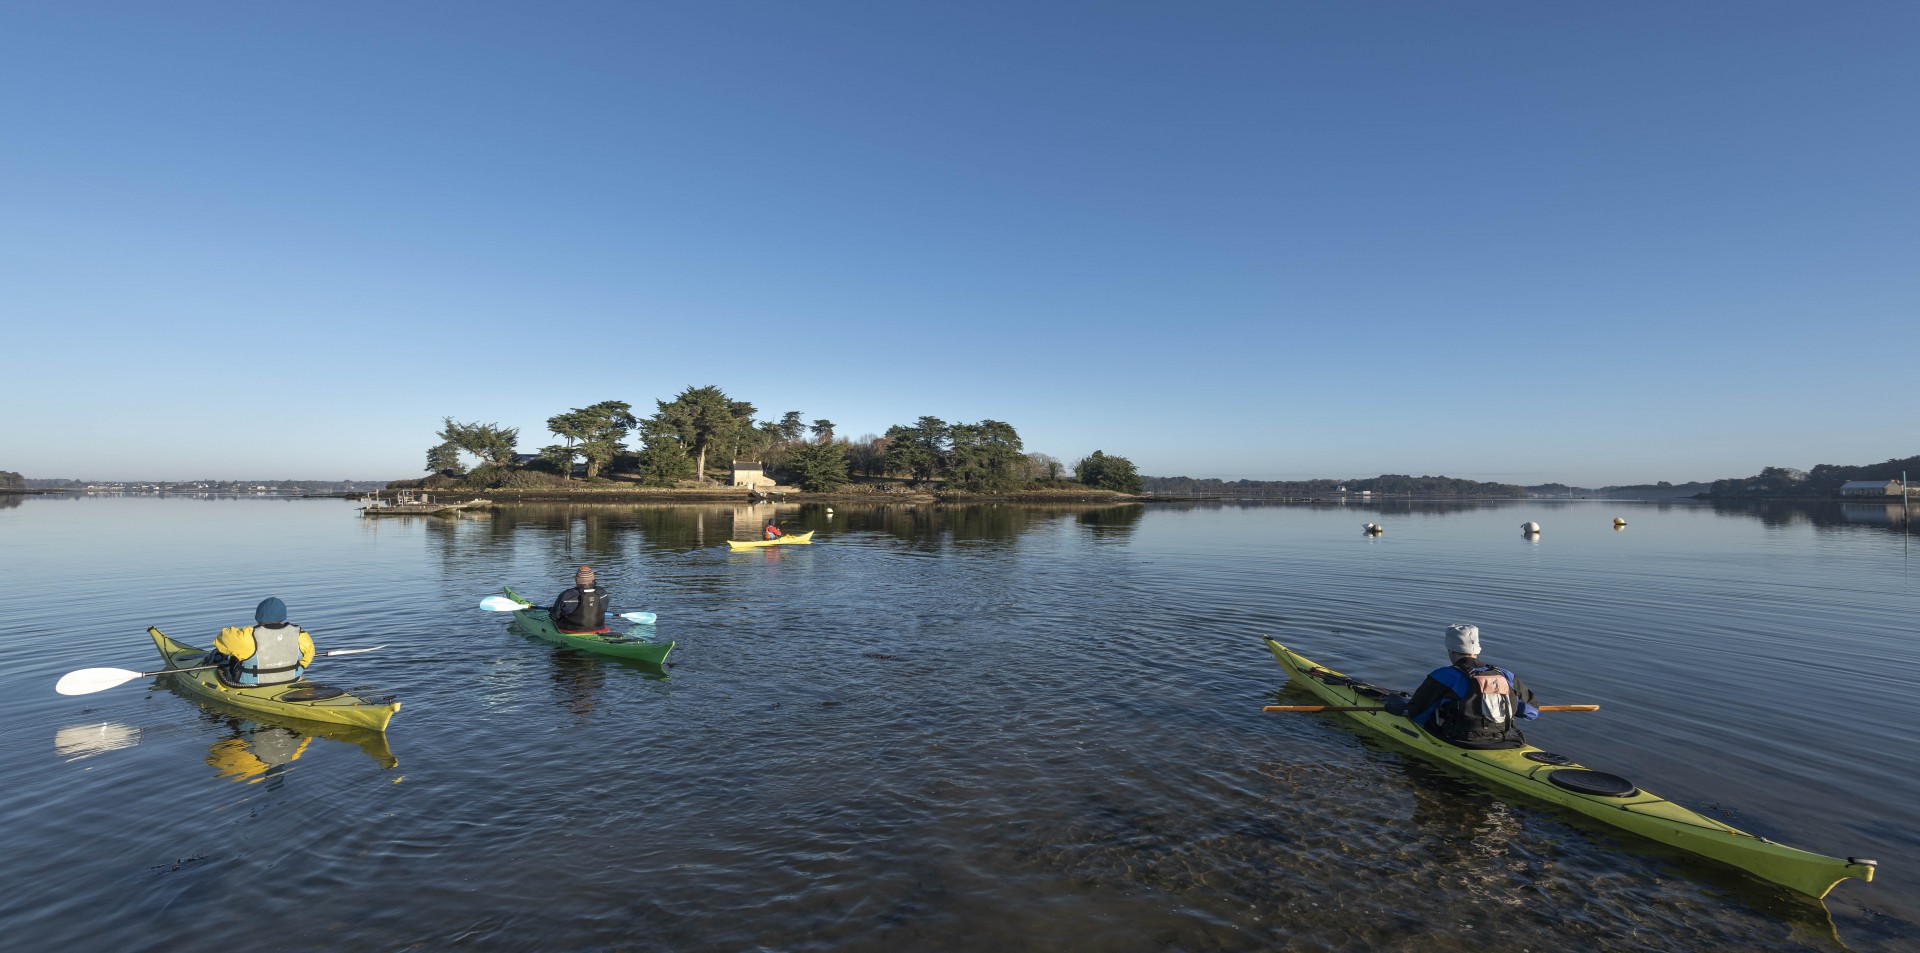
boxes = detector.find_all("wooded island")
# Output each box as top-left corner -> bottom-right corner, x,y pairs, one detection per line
402,384 -> 1143,500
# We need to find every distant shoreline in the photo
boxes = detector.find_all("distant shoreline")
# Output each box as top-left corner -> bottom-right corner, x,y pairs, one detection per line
347,485 -> 1146,505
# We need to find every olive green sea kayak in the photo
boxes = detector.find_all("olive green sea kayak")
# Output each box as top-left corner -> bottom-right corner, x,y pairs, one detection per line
1263,638 -> 1876,899
726,530 -> 814,550
503,587 -> 673,664
148,627 -> 400,732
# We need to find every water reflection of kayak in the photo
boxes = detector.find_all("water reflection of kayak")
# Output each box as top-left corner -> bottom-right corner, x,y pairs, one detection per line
726,530 -> 815,550
148,627 -> 401,732
1263,638 -> 1877,900
54,714 -> 396,781
206,717 -> 398,783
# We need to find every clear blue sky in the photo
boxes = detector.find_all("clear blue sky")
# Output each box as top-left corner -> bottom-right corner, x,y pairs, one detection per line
3,3 -> 1914,484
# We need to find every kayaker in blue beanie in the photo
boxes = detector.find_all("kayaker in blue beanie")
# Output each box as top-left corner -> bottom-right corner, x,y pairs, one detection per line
1398,624 -> 1538,749
210,597 -> 317,686
550,566 -> 610,634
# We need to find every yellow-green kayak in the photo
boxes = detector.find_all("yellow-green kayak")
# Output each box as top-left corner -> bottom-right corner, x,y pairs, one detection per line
149,627 -> 400,732
1263,637 -> 1875,899
726,530 -> 815,550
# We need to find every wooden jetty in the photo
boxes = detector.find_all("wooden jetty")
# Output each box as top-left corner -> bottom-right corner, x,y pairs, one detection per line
358,489 -> 487,517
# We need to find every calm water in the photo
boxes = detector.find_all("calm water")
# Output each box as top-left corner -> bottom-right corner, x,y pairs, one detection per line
1,496 -> 1915,951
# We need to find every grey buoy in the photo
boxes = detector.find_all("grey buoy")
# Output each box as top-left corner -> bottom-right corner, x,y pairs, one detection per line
1364,522 -> 1383,534
1612,516 -> 1626,527
1522,521 -> 1541,536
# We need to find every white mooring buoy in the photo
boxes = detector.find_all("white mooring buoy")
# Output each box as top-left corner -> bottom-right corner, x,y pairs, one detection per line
1522,521 -> 1541,535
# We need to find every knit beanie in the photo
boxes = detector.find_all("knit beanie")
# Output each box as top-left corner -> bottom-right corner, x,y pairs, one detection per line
255,597 -> 288,625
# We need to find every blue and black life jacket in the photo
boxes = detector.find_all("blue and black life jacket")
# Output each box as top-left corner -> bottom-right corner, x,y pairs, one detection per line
1418,660 -> 1528,747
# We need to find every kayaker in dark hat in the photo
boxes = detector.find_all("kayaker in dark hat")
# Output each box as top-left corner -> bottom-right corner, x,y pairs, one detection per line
210,597 -> 316,687
763,521 -> 785,541
550,565 -> 609,634
1396,624 -> 1539,749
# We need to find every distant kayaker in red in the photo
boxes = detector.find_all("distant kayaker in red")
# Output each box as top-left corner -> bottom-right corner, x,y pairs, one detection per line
763,522 -> 785,540
1394,624 -> 1539,749
550,566 -> 609,633
211,597 -> 315,686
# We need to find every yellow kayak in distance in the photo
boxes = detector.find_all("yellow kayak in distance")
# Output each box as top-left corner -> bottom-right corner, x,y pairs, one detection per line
726,530 -> 815,550
1262,637 -> 1876,900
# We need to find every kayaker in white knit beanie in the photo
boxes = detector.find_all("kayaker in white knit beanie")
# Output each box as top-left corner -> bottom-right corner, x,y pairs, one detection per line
1445,623 -> 1480,658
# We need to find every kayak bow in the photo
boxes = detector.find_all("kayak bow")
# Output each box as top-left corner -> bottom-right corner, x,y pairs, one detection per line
1262,637 -> 1876,899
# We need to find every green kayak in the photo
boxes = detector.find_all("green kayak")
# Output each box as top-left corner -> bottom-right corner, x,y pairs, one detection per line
1263,638 -> 1876,900
149,627 -> 400,732
503,587 -> 673,665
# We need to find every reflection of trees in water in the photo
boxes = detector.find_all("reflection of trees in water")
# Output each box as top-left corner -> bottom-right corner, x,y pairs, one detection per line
937,505 -> 1043,542
1077,504 -> 1144,540
1711,499 -> 1916,533
869,504 -> 1136,544
450,502 -> 1156,562
786,503 -> 1065,545
452,499 -> 1917,557
484,504 -> 766,550
859,505 -> 945,544
1148,500 -> 1532,518
623,505 -> 725,549
463,506 -> 657,576
0,494 -> 22,510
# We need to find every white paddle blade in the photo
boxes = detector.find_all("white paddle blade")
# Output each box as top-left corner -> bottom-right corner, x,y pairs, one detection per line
618,612 -> 658,625
55,667 -> 146,696
323,644 -> 389,656
478,596 -> 532,612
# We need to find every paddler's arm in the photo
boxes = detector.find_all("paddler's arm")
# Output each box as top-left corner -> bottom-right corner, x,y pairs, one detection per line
1510,672 -> 1540,720
214,625 -> 257,661
298,629 -> 315,668
549,589 -> 577,623
1402,676 -> 1447,722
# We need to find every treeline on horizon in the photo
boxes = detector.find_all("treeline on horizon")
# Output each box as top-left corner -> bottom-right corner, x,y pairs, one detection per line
1706,453 -> 1920,499
18,478 -> 378,491
423,385 -> 1143,495
0,471 -> 24,491
1526,481 -> 1711,499
1141,474 -> 1526,498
